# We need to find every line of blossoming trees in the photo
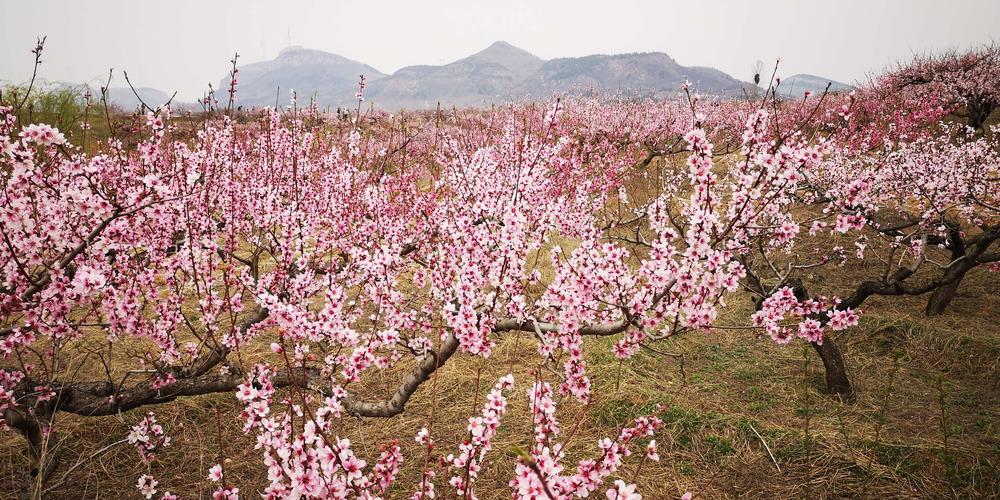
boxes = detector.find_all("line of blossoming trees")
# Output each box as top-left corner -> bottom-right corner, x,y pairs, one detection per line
0,42 -> 997,498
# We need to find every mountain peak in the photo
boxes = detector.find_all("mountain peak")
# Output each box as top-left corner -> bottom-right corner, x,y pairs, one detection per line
778,74 -> 852,95
278,45 -> 305,55
275,45 -> 348,63
463,41 -> 545,77
485,40 -> 516,50
475,40 -> 534,57
222,46 -> 386,107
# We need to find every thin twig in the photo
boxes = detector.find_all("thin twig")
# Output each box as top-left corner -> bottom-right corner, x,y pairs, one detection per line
749,423 -> 781,473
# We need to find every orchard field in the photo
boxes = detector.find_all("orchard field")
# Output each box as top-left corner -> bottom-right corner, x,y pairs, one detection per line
1,41 -> 999,499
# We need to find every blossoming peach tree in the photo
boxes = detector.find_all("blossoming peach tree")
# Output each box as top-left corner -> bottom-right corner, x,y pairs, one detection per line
730,49 -> 1000,397
1,46 -> 996,498
0,83 -> 824,497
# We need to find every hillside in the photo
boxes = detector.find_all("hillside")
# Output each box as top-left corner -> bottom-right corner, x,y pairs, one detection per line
224,42 -> 753,109
225,46 -> 386,108
777,73 -> 853,96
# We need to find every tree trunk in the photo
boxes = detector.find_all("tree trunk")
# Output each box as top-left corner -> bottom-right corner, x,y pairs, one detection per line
811,337 -> 855,401
923,223 -> 973,316
925,267 -> 969,316
967,100 -> 995,131
758,278 -> 856,401
5,408 -> 59,499
925,226 -> 971,316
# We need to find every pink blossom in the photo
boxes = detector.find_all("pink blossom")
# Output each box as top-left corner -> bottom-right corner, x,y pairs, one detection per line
207,464 -> 223,482
136,474 -> 158,499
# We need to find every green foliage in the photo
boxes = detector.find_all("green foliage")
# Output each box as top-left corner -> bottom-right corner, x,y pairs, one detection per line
705,434 -> 735,456
1,82 -> 113,149
590,397 -> 665,427
4,83 -> 84,129
745,386 -> 775,412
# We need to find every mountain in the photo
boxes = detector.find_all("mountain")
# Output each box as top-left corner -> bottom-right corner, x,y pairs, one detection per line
0,79 -> 175,111
226,46 -> 387,107
777,74 -> 852,96
222,42 -> 758,110
105,87 -> 171,110
461,41 -> 546,78
517,52 -> 746,100
361,41 -> 546,109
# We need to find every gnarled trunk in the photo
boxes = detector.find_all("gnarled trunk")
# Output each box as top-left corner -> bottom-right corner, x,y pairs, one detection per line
811,337 -> 855,401
967,99 -> 995,131
925,267 -> 969,315
747,276 -> 857,401
926,227 -> 970,316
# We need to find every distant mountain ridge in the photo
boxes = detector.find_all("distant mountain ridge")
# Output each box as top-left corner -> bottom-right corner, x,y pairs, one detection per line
228,46 -> 387,107
228,41 -> 756,110
358,42 -> 541,109
154,42 -> 839,110
4,50 -> 850,113
777,74 -> 853,96
105,87 -> 171,110
0,78 -> 184,111
517,52 -> 745,100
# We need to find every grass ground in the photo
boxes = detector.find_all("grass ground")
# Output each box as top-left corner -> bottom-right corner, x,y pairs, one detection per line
2,263 -> 997,499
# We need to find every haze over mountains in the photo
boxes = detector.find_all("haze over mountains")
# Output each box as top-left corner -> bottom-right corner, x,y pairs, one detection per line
30,41 -> 849,111
221,41 -> 751,110
105,86 -> 172,110
775,73 -> 853,96
361,41 -> 547,109
12,42 -> 850,111
201,41 -> 848,111
232,46 -> 388,107
3,79 -> 183,111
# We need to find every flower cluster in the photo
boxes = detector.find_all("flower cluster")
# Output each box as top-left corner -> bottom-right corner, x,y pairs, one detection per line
752,287 -> 859,344
511,381 -> 662,498
233,366 -> 404,498
128,412 -> 171,463
447,374 -> 515,497
19,123 -> 66,146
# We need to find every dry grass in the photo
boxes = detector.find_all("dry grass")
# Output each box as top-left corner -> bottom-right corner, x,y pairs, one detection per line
2,262 -> 998,498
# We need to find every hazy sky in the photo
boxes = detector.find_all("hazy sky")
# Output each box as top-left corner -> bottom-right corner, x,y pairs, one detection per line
2,0 -> 997,101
